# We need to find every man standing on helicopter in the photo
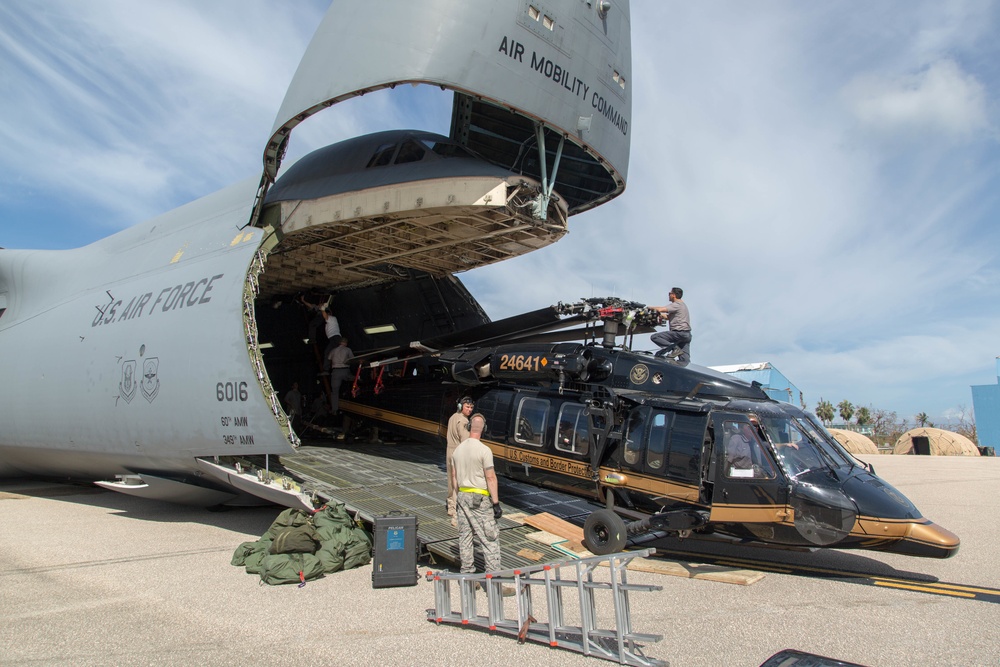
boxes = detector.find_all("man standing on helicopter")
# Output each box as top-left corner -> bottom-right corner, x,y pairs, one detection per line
651,287 -> 692,365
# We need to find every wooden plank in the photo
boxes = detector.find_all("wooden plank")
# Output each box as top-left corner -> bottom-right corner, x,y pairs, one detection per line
522,512 -> 585,544
525,530 -> 567,546
625,557 -> 766,586
516,548 -> 546,562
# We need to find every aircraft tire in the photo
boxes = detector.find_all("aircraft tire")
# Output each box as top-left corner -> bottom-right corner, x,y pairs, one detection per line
583,509 -> 627,555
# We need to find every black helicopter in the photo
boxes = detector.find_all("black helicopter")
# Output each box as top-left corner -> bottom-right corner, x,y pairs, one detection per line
336,297 -> 959,560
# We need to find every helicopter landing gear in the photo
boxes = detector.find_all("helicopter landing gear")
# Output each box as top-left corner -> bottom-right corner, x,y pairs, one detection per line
583,509 -> 628,555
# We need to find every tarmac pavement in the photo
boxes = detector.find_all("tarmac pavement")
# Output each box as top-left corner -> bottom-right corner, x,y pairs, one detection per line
1,454 -> 998,667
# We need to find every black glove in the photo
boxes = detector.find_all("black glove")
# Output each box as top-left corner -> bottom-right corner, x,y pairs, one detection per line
492,503 -> 503,520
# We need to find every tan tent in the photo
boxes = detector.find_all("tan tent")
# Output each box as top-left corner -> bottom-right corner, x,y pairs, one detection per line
893,427 -> 980,456
828,428 -> 879,455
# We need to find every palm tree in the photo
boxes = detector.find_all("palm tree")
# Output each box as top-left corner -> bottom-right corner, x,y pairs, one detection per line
856,406 -> 872,427
837,400 -> 855,424
915,412 -> 929,427
815,399 -> 835,425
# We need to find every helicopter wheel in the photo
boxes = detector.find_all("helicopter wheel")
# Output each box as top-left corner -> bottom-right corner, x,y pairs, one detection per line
583,509 -> 627,555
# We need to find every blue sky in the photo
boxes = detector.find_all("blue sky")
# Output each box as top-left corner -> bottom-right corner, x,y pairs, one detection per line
2,1 -> 998,425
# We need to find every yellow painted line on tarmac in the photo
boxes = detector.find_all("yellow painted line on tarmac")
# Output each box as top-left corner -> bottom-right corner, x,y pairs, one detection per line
911,581 -> 1000,595
873,581 -> 975,598
654,548 -> 1000,603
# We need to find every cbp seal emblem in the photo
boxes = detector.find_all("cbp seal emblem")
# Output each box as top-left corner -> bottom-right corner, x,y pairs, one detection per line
629,363 -> 649,385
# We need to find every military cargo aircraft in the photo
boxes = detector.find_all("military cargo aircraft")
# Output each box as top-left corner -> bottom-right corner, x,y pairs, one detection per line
0,0 -> 633,507
339,297 -> 960,560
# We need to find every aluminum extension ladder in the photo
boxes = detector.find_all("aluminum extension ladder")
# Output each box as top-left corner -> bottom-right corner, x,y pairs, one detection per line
426,548 -> 667,667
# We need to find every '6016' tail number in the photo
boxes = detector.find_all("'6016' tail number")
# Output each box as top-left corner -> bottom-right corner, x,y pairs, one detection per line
217,381 -> 248,402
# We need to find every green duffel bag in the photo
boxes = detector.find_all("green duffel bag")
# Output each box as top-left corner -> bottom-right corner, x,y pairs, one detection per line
313,503 -> 354,532
231,541 -> 258,567
316,544 -> 346,574
263,508 -> 314,539
315,523 -> 350,550
231,539 -> 270,567
343,526 -> 373,570
244,547 -> 270,575
259,553 -> 325,586
269,525 -> 322,555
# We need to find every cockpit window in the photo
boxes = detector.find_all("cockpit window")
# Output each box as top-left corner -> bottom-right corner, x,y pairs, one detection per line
421,139 -> 477,159
394,140 -> 426,164
722,420 -> 775,479
759,413 -> 853,477
798,415 -> 853,467
366,142 -> 396,168
555,403 -> 589,456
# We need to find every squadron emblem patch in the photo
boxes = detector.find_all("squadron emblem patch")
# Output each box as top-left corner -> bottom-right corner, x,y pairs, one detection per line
119,360 -> 137,403
141,357 -> 160,403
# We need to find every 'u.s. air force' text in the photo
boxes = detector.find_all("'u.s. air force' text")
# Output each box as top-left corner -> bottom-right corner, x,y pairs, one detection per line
92,274 -> 224,327
498,36 -> 628,136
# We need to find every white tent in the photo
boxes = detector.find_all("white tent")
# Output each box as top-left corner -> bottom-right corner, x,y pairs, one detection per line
893,427 -> 980,456
828,428 -> 879,455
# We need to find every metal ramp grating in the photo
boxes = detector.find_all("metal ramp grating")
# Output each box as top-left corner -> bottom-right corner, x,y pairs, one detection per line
280,443 -> 591,567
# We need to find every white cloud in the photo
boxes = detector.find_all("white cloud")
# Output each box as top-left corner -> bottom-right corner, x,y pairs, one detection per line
844,59 -> 990,141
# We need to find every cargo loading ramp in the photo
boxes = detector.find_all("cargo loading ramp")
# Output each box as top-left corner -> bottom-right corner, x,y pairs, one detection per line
280,441 -> 599,570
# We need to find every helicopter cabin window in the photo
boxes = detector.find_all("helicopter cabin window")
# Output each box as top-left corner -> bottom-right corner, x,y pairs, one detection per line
623,408 -> 707,482
555,403 -> 589,456
366,142 -> 397,168
394,140 -> 426,164
669,413 -> 707,481
514,397 -> 549,447
475,392 -> 511,441
722,420 -> 775,479
623,406 -> 650,466
646,412 -> 672,470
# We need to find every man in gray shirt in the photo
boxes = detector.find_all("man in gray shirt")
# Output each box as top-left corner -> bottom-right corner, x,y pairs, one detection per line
651,287 -> 692,365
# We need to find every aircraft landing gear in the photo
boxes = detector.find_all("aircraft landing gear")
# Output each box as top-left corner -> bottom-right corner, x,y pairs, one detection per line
583,509 -> 628,555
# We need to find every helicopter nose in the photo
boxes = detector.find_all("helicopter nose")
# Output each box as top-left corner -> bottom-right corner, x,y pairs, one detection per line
883,520 -> 961,559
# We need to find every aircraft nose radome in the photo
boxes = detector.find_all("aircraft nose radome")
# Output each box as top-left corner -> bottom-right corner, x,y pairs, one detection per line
893,521 -> 961,559
914,521 -> 960,552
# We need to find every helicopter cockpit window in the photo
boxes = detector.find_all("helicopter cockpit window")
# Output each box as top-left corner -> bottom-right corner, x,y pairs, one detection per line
555,403 -> 590,456
722,420 -> 775,479
366,142 -> 396,168
760,414 -> 853,478
623,407 -> 650,466
514,397 -> 549,448
394,140 -> 426,164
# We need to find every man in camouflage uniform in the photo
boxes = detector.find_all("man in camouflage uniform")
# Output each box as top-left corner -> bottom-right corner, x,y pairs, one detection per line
445,396 -> 474,522
450,414 -> 502,573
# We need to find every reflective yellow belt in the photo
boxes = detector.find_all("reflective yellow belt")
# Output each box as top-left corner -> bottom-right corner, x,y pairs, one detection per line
459,487 -> 489,496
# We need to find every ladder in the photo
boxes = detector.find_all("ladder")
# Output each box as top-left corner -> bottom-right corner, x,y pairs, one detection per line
426,548 -> 667,667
